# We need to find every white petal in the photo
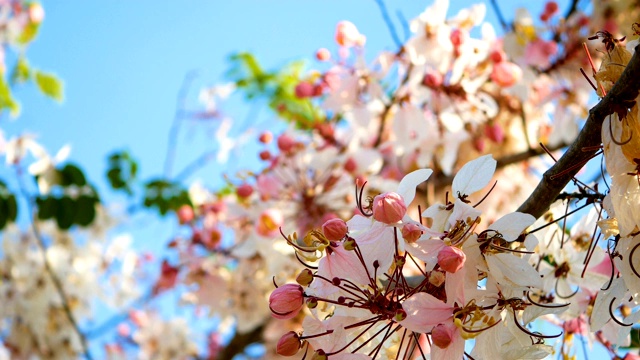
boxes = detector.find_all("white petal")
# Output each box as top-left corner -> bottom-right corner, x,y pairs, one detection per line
451,154 -> 496,197
398,168 -> 433,204
489,212 -> 535,242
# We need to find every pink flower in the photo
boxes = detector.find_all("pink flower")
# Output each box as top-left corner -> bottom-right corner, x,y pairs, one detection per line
372,192 -> 407,224
276,331 -> 301,356
437,246 -> 466,273
490,61 -> 522,88
256,208 -> 284,237
322,218 -> 348,241
269,284 -> 304,319
401,223 -> 422,243
431,323 -> 453,348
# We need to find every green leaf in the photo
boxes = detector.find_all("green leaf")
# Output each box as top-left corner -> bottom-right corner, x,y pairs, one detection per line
0,77 -> 20,116
34,71 -> 64,102
11,57 -> 31,84
0,199 -> 7,230
74,195 -> 97,227
36,196 -> 56,220
55,196 -> 75,230
106,150 -> 138,195
60,164 -> 87,187
18,22 -> 40,44
6,195 -> 17,222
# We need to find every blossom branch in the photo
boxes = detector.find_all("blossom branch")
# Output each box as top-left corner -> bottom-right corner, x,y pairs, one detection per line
517,43 -> 640,219
16,168 -> 94,360
374,0 -> 402,49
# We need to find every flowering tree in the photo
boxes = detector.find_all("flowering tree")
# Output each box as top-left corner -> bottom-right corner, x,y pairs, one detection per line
1,0 -> 640,359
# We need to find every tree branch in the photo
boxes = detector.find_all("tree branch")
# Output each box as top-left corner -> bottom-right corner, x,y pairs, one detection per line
517,43 -> 640,219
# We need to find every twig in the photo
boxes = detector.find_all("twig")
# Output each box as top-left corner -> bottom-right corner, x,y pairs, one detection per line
374,0 -> 402,49
517,43 -> 640,219
217,324 -> 265,360
16,168 -> 94,360
163,71 -> 199,178
489,0 -> 510,33
431,141 -> 572,190
373,63 -> 413,147
396,10 -> 410,42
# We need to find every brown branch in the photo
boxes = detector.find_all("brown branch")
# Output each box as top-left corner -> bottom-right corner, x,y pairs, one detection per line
431,142 -> 572,190
517,43 -> 640,219
217,324 -> 265,360
16,169 -> 93,360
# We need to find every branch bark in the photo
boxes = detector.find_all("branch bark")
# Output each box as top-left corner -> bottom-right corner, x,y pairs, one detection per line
517,43 -> 640,219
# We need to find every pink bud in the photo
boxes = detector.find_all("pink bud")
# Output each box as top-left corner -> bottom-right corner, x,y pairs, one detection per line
450,28 -> 464,47
177,205 -> 194,225
489,50 -> 506,63
259,150 -> 271,160
422,70 -> 443,88
544,1 -> 559,16
322,218 -> 348,241
484,123 -> 505,143
344,157 -> 357,173
259,131 -> 273,144
315,48 -> 331,61
401,223 -> 423,243
269,284 -> 304,319
236,184 -> 253,198
257,209 -> 284,237
624,353 -> 640,360
335,21 -> 363,47
490,61 -> 522,88
277,331 -> 301,356
437,246 -> 466,273
372,192 -> 407,224
431,324 -> 453,348
277,134 -> 297,152
473,137 -> 486,153
295,82 -> 315,98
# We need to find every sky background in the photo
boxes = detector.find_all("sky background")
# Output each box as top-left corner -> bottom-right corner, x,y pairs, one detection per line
1,0 -> 617,358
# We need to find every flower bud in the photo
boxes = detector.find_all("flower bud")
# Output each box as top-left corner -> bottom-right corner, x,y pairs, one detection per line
401,223 -> 423,243
256,208 -> 283,237
259,150 -> 271,161
259,131 -> 273,144
316,48 -> 331,61
296,269 -> 314,286
431,324 -> 453,348
437,246 -> 466,273
236,183 -> 253,198
484,122 -> 505,143
335,21 -> 364,47
490,61 -> 522,88
176,205 -> 194,225
544,1 -> 559,15
28,3 -> 45,24
295,82 -> 315,99
269,284 -> 304,320
422,70 -> 443,88
277,134 -> 297,152
322,218 -> 348,241
277,331 -> 301,357
372,192 -> 407,224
